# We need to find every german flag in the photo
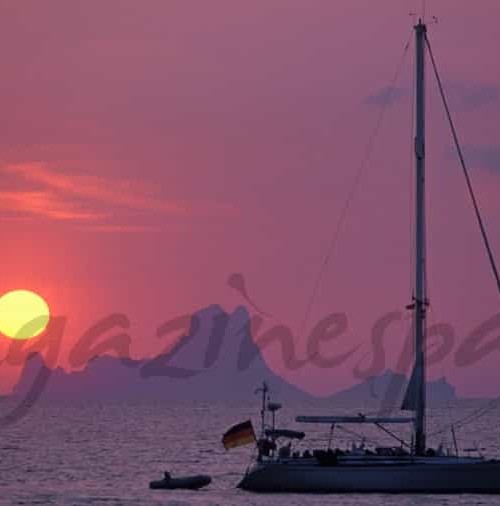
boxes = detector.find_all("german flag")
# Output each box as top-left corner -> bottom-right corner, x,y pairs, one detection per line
222,420 -> 256,450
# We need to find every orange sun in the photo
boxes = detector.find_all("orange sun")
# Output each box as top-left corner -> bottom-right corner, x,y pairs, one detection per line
0,289 -> 50,340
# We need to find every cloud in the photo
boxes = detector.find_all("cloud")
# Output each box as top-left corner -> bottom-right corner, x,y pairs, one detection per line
364,82 -> 499,112
462,145 -> 500,172
445,82 -> 500,111
0,190 -> 107,221
4,163 -> 187,215
364,87 -> 407,107
0,162 -> 235,228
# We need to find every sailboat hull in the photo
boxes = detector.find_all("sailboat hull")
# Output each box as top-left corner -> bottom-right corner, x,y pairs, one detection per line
238,457 -> 500,493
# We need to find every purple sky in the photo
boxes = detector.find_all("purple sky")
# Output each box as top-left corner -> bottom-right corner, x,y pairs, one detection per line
0,1 -> 499,397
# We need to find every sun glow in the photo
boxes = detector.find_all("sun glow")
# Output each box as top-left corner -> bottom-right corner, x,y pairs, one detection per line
0,289 -> 50,340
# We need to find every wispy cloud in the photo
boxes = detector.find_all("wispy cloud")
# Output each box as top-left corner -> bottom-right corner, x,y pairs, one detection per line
0,190 -> 107,221
462,145 -> 500,172
445,82 -> 500,111
364,82 -> 499,112
0,162 -> 235,229
364,87 -> 407,107
4,163 -> 187,215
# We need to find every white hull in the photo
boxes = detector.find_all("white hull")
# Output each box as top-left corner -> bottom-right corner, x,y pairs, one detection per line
238,457 -> 500,493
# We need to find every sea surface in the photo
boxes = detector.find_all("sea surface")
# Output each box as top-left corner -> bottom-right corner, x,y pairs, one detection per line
1,397 -> 500,505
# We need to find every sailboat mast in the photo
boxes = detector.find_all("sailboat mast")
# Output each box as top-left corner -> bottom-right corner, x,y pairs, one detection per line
413,19 -> 427,456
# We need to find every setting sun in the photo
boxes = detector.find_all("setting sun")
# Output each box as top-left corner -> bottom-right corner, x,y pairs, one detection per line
0,289 -> 50,340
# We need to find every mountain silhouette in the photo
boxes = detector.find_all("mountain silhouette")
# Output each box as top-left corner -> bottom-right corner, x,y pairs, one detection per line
330,369 -> 456,405
11,305 -> 457,403
12,305 -> 309,401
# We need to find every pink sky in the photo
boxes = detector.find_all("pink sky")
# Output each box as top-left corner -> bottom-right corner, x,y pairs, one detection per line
0,0 -> 499,397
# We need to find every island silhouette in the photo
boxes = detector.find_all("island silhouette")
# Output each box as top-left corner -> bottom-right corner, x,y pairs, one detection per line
11,305 -> 456,403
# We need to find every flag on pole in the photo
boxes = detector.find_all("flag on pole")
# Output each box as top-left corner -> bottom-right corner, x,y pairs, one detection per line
222,420 -> 256,450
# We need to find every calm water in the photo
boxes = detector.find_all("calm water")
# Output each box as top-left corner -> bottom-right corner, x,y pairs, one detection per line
1,397 -> 500,505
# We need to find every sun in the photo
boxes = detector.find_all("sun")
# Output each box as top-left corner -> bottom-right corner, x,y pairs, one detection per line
0,289 -> 50,340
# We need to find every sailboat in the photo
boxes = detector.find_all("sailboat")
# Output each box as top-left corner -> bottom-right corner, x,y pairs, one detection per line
237,18 -> 500,494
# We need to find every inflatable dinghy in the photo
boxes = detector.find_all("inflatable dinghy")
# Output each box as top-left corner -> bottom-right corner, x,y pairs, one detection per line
149,471 -> 211,490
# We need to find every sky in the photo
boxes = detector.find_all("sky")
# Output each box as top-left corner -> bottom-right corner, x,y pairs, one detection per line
0,0 -> 499,397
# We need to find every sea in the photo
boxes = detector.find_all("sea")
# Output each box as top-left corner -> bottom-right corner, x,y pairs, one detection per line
1,397 -> 500,506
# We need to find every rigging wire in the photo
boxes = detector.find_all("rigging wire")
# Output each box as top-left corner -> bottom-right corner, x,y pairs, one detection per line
428,394 -> 500,437
334,424 -> 375,445
425,34 -> 500,299
374,422 -> 411,448
299,31 -> 413,337
334,422 -> 410,449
